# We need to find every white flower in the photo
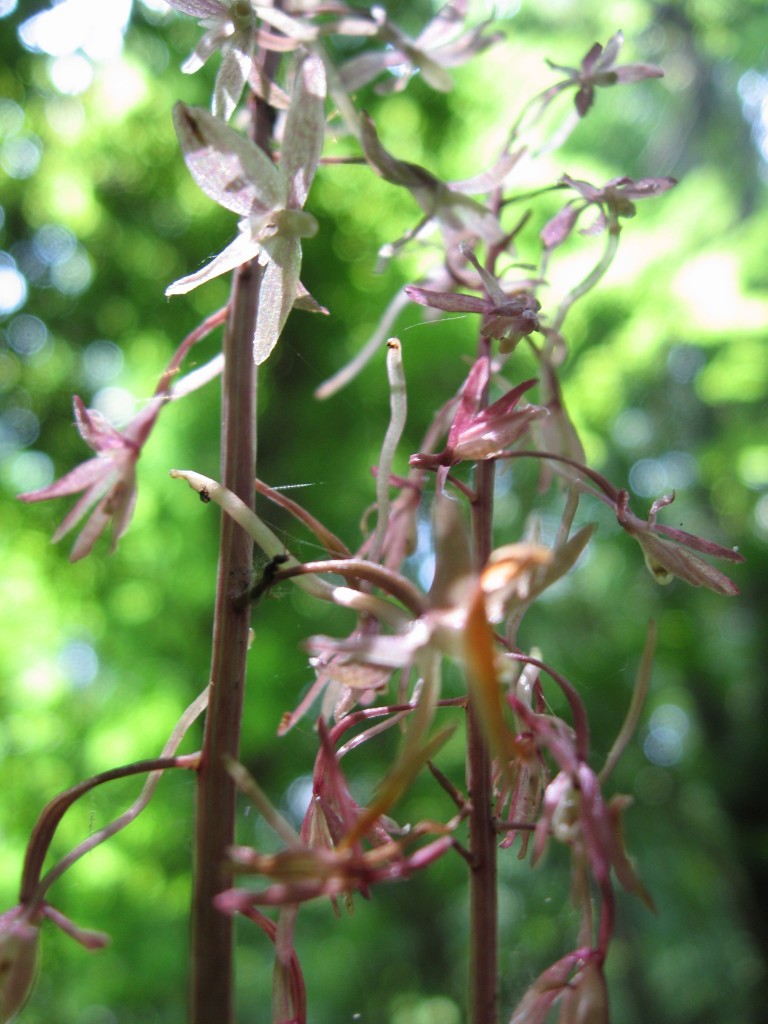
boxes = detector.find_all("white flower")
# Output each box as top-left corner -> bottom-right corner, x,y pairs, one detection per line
166,52 -> 326,363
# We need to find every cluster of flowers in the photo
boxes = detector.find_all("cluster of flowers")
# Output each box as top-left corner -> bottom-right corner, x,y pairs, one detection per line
10,4 -> 744,1024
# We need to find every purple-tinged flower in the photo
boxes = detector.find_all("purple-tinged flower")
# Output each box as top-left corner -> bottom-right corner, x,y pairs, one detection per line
405,283 -> 540,348
406,242 -> 541,351
339,1 -> 501,95
166,52 -> 326,363
616,490 -> 745,596
509,948 -> 608,1024
541,173 -> 677,249
547,30 -> 663,117
410,359 -> 545,483
18,395 -> 163,562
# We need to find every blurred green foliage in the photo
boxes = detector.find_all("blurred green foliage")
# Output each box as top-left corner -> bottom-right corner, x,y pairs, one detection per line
0,1 -> 766,1022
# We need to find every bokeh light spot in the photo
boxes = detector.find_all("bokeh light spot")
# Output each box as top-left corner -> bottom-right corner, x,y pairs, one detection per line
7,449 -> 54,492
19,0 -> 131,61
7,314 -> 48,357
58,639 -> 99,688
0,252 -> 28,314
51,245 -> 93,295
644,704 -> 690,767
0,407 -> 40,450
83,340 -> 124,386
92,385 -> 135,424
33,224 -> 77,267
49,53 -> 95,95
0,133 -> 43,179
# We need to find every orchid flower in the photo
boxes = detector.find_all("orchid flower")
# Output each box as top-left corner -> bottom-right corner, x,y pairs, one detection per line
406,245 -> 541,352
547,30 -> 664,117
409,359 -> 545,489
166,1 -> 316,119
17,395 -> 163,562
166,52 -> 326,363
339,1 -> 501,95
541,173 -> 677,249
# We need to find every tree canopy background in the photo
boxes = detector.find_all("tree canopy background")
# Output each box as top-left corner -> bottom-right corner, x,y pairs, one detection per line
1,1 -> 766,1022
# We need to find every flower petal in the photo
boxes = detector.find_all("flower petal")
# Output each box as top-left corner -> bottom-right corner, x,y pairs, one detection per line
213,40 -> 253,121
172,103 -> 283,217
18,456 -> 106,503
252,235 -> 301,364
165,229 -> 262,296
281,53 -> 326,210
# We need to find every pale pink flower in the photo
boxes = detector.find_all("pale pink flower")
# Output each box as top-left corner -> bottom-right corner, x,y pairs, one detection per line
18,395 -> 162,562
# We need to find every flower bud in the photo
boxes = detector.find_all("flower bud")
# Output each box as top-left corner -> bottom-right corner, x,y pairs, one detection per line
0,908 -> 39,1023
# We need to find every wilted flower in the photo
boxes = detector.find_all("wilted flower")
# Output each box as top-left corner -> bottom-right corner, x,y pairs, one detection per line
615,489 -> 745,596
166,52 -> 326,363
18,395 -> 163,562
339,1 -> 501,94
541,173 -> 676,249
360,113 -> 505,257
547,30 -> 663,117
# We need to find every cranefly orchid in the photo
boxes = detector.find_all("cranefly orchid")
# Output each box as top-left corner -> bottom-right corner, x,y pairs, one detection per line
546,30 -> 664,117
338,1 -> 501,94
17,395 -> 161,562
10,9 -> 745,1024
165,51 -> 326,363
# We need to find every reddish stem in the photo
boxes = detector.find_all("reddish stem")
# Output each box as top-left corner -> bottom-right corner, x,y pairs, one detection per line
467,350 -> 499,1024
189,259 -> 259,1024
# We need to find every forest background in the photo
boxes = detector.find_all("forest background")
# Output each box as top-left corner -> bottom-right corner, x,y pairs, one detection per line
0,0 -> 767,1022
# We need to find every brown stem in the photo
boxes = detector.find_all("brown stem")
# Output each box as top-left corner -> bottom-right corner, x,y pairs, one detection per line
189,47 -> 280,1020
190,260 -> 259,1024
467,350 -> 499,1024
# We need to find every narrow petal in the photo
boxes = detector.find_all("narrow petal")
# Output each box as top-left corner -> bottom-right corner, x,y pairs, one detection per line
613,62 -> 664,83
69,501 -> 113,562
73,396 -> 125,452
540,203 -> 581,249
165,230 -> 262,296
281,53 -> 326,209
404,285 -> 489,314
50,475 -> 114,543
580,41 -> 604,75
182,25 -> 230,75
446,359 -> 489,449
213,41 -> 253,121
18,457 -> 106,502
251,5 -> 317,43
339,51 -> 396,92
252,236 -> 301,364
597,31 -> 623,70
